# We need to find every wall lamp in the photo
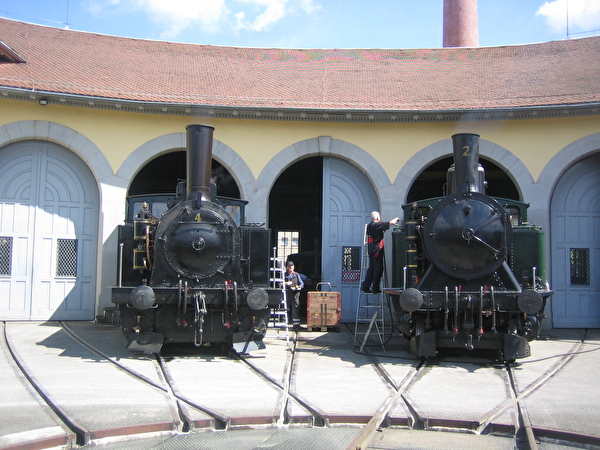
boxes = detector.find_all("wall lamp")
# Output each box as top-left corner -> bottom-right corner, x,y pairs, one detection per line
39,98 -> 48,105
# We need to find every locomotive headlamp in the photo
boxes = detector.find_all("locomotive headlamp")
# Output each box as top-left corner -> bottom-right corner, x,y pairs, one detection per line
517,289 -> 543,315
400,288 -> 424,312
246,288 -> 269,310
130,285 -> 156,310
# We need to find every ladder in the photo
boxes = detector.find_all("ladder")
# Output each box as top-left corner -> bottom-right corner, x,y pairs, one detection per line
354,231 -> 388,352
269,252 -> 289,345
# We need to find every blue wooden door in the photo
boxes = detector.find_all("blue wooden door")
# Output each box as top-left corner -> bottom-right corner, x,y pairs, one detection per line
321,158 -> 378,323
551,154 -> 600,327
0,141 -> 99,320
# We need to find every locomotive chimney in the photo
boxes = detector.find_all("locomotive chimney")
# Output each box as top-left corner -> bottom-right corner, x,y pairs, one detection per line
443,0 -> 479,47
185,124 -> 214,202
450,133 -> 483,194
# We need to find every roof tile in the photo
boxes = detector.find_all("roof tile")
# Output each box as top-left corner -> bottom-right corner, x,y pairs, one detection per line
1,18 -> 599,111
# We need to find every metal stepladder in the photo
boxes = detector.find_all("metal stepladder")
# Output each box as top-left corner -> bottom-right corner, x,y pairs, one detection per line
354,226 -> 389,352
269,251 -> 289,345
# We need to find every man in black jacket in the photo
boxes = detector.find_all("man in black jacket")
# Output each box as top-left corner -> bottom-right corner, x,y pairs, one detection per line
285,261 -> 304,330
361,211 -> 399,294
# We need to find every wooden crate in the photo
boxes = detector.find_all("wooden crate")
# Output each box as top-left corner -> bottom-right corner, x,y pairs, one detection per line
307,289 -> 341,331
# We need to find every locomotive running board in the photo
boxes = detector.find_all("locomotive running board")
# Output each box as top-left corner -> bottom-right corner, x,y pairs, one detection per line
126,331 -> 164,354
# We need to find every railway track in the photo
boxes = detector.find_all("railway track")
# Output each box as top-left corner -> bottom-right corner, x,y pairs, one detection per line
1,321 -> 599,449
349,328 -> 600,449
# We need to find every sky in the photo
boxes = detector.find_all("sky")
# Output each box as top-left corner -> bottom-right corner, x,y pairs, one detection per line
0,0 -> 599,49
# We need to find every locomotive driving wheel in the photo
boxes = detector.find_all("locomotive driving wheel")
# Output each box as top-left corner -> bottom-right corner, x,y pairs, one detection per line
413,315 -> 425,337
239,315 -> 268,339
232,315 -> 268,354
121,313 -> 153,339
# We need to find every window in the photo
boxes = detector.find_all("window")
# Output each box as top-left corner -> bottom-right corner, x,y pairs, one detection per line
57,239 -> 78,277
570,248 -> 589,286
132,201 -> 168,219
342,246 -> 361,283
276,231 -> 300,261
0,237 -> 12,276
152,202 -> 168,218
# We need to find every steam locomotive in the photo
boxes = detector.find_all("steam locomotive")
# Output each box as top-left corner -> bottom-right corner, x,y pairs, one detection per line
111,125 -> 282,354
390,133 -> 552,361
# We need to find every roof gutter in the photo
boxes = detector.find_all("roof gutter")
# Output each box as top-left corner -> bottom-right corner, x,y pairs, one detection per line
2,86 -> 599,124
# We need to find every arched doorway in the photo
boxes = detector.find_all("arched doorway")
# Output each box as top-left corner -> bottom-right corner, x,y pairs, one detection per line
269,156 -> 378,323
129,151 -> 240,198
0,141 -> 99,320
551,154 -> 600,327
269,157 -> 323,321
406,156 -> 520,202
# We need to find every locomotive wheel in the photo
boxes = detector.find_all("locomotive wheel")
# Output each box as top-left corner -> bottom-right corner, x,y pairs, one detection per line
239,315 -> 268,340
413,315 -> 425,336
121,313 -> 153,340
399,313 -> 413,339
521,315 -> 541,342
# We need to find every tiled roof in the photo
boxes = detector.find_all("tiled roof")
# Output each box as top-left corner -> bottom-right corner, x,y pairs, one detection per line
1,17 -> 599,112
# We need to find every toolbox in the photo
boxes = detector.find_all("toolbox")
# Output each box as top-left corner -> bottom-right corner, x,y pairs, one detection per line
307,282 -> 341,331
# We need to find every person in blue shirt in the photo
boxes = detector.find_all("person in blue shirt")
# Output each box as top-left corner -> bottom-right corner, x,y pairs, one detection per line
285,261 -> 304,330
361,211 -> 400,294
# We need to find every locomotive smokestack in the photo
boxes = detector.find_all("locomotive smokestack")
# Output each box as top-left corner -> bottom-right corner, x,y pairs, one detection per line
186,124 -> 214,202
451,133 -> 482,194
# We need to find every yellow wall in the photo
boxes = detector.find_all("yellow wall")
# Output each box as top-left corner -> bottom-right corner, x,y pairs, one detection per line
2,98 -> 599,181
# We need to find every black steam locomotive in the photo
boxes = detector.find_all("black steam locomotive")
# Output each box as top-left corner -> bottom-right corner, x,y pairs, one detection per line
390,133 -> 552,361
111,125 -> 282,354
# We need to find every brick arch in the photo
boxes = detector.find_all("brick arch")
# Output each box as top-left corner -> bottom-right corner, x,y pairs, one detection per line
528,132 -> 600,230
116,132 -> 255,199
394,137 -> 533,204
252,136 -> 396,222
0,120 -> 113,184
538,132 -> 600,205
0,120 -> 115,314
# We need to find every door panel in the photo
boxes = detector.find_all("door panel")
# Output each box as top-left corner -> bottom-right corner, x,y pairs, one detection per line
0,141 -> 98,320
0,144 -> 38,318
551,154 -> 600,327
322,158 -> 378,323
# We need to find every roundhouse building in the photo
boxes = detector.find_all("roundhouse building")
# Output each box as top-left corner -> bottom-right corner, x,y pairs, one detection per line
0,17 -> 598,329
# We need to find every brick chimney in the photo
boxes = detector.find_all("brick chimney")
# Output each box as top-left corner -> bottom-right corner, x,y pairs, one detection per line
443,0 -> 479,47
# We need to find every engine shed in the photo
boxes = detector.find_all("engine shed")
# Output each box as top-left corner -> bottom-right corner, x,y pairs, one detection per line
0,17 -> 598,331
